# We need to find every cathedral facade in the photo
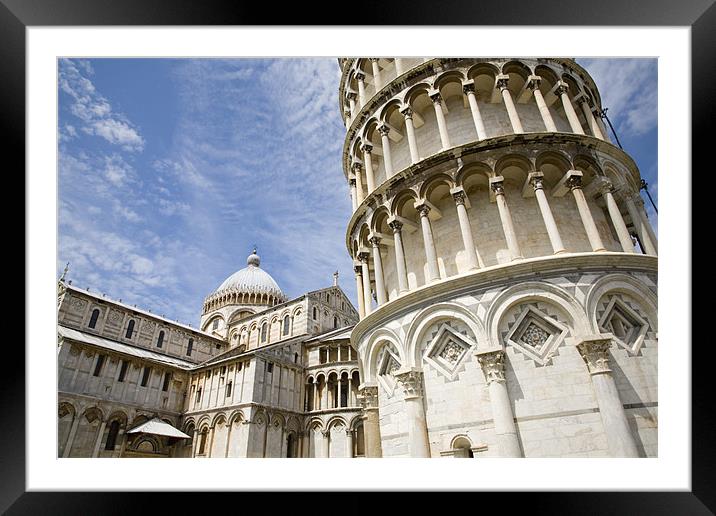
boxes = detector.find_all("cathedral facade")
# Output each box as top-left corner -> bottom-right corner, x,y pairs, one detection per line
57,57 -> 657,458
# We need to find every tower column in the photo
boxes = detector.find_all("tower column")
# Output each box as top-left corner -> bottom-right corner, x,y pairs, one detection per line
528,75 -> 558,132
636,196 -> 659,252
369,236 -> 387,306
476,350 -> 523,457
577,96 -> 605,140
378,124 -> 394,178
362,143 -> 376,193
347,92 -> 357,119
400,106 -> 421,164
394,58 -> 404,76
429,91 -> 451,149
415,203 -> 441,282
556,82 -> 585,135
345,429 -> 354,458
572,335 -> 640,457
356,71 -> 367,107
394,370 -> 431,457
357,385 -> 383,457
496,74 -> 524,134
491,178 -> 523,260
624,195 -> 657,255
370,58 -> 382,91
91,419 -> 107,458
599,180 -> 636,253
388,219 -> 410,294
565,172 -> 605,252
62,414 -> 81,457
352,162 -> 364,205
462,81 -> 487,140
529,172 -> 566,254
349,178 -> 357,212
452,190 -> 479,270
321,430 -> 330,458
354,264 -> 366,319
358,251 -> 373,315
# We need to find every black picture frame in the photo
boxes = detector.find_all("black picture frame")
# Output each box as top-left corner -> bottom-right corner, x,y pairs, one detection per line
5,0 -> 708,512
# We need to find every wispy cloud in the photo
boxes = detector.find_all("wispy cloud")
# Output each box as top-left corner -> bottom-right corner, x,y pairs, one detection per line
59,59 -> 145,151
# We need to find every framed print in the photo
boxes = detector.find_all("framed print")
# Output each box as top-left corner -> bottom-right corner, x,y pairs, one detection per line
7,0 -> 710,512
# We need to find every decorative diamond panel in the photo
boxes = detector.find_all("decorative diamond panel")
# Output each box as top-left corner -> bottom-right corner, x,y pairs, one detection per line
504,305 -> 568,366
423,323 -> 476,380
598,297 -> 648,355
376,345 -> 401,397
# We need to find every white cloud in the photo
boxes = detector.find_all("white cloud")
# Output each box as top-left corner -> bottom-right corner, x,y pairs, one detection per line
579,58 -> 657,137
59,59 -> 145,151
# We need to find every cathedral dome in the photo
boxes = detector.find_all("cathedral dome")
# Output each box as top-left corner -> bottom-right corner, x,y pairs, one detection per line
213,250 -> 285,301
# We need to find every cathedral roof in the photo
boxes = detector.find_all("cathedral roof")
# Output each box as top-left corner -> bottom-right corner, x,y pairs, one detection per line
210,250 -> 286,301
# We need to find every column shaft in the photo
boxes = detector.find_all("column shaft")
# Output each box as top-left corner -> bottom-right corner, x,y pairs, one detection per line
354,267 -> 366,319
575,338 -> 639,457
395,371 -> 431,458
570,182 -> 606,252
417,206 -> 440,282
402,109 -> 420,163
360,255 -> 373,315
604,189 -> 636,252
533,87 -> 558,132
498,81 -> 524,133
350,180 -> 357,212
321,432 -> 330,458
345,431 -> 354,458
62,415 -> 81,457
370,239 -> 387,305
431,95 -> 451,149
354,165 -> 364,205
363,147 -> 376,193
390,221 -> 410,293
580,100 -> 605,140
625,197 -> 657,255
394,58 -> 404,76
558,86 -> 585,134
492,182 -> 523,260
91,420 -> 107,457
454,194 -> 479,269
532,178 -> 566,254
379,126 -> 394,178
358,386 -> 383,457
465,88 -> 487,140
370,59 -> 382,91
357,75 -> 366,107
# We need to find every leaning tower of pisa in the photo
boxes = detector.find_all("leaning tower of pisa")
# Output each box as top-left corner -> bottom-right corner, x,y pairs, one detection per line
340,58 -> 658,458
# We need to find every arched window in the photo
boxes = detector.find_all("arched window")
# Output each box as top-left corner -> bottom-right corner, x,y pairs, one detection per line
212,318 -> 219,330
283,315 -> 290,336
198,429 -> 208,455
162,372 -> 171,392
261,322 -> 268,343
88,309 -> 100,329
333,316 -> 338,328
104,420 -> 120,451
186,338 -> 194,356
196,387 -> 202,404
226,381 -> 232,398
140,366 -> 151,387
125,320 -> 135,339
313,307 -> 317,320
156,330 -> 164,348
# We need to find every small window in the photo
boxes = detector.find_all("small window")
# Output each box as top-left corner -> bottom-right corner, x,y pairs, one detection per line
156,330 -> 164,348
221,366 -> 226,376
267,362 -> 274,373
212,318 -> 219,330
226,381 -> 232,398
216,343 -> 221,350
261,323 -> 268,343
125,319 -> 135,339
196,387 -> 202,404
186,338 -> 194,356
327,294 -> 331,303
141,366 -> 151,387
92,354 -> 105,377
88,309 -> 100,329
198,429 -> 208,455
237,362 -> 243,372
333,316 -> 338,329
162,372 -> 171,392
342,302 -> 345,310
117,360 -> 128,382
294,352 -> 299,363
313,307 -> 317,320
104,420 -> 120,451
283,315 -> 290,336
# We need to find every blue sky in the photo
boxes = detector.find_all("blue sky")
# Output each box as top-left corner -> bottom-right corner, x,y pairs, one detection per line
58,58 -> 657,328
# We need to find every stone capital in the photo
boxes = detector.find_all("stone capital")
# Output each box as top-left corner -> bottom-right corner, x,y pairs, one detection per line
361,143 -> 373,154
355,71 -> 366,81
452,191 -> 467,205
595,177 -> 615,196
429,90 -> 444,104
369,57 -> 380,63
346,91 -> 357,101
475,349 -> 506,385
394,369 -> 424,399
495,74 -> 510,90
400,105 -> 413,119
566,175 -> 583,191
415,203 -> 431,218
388,219 -> 403,233
353,264 -> 363,275
368,236 -> 381,247
351,161 -> 364,173
490,179 -> 505,196
349,178 -> 356,187
357,251 -> 370,264
377,124 -> 391,137
357,385 -> 379,410
321,430 -> 330,438
462,80 -> 476,94
569,334 -> 614,375
529,171 -> 545,190
527,74 -> 542,90
555,81 -> 569,97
